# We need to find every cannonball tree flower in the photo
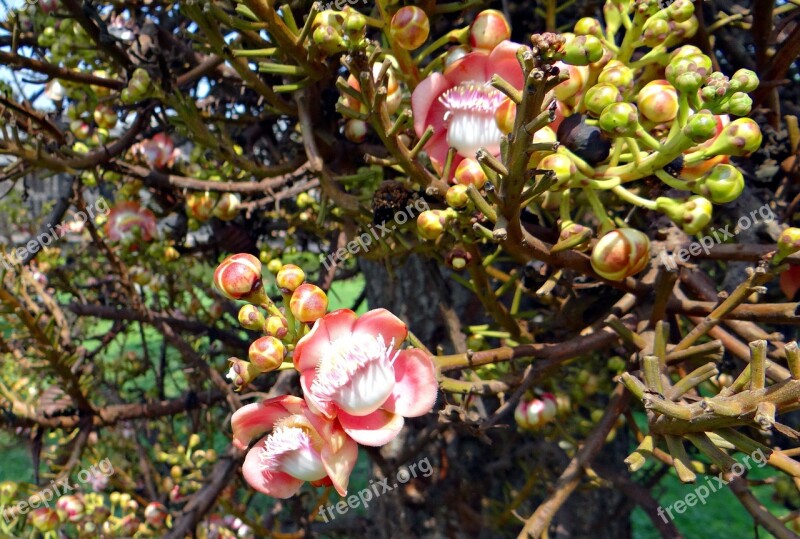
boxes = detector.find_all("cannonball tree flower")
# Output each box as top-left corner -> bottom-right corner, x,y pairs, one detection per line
138,133 -> 178,170
411,40 -> 524,175
105,201 -> 158,246
294,309 -> 438,446
231,395 -> 357,498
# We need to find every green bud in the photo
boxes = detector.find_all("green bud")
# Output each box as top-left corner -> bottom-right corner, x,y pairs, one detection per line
666,0 -> 695,22
730,69 -> 759,93
540,153 -> 577,190
563,35 -> 604,65
598,61 -> 634,96
313,25 -> 346,55
705,118 -> 762,157
574,17 -> 603,36
693,164 -> 744,204
682,110 -> 717,143
237,304 -> 265,331
775,227 -> 800,264
446,184 -> 470,209
585,83 -> 622,117
642,17 -> 670,47
598,102 -> 639,137
656,195 -> 713,235
603,1 -> 622,38
0,481 -> 17,506
666,53 -> 712,93
726,92 -> 753,116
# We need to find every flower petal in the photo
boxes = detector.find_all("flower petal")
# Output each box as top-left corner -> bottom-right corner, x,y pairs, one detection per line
444,50 -> 490,86
352,308 -> 408,349
424,131 -> 453,175
320,431 -> 359,496
383,349 -> 438,418
486,40 -> 525,90
301,369 -> 336,419
293,319 -> 330,373
338,408 -> 404,447
412,72 -> 451,138
230,396 -> 305,450
242,440 -> 304,498
780,265 -> 800,300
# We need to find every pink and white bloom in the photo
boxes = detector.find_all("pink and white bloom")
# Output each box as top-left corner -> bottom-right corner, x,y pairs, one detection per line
294,309 -> 438,447
411,41 -> 524,175
137,133 -> 178,170
231,395 -> 357,498
105,201 -> 158,245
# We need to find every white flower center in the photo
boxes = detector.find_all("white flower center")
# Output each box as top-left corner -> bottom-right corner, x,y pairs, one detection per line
311,335 -> 398,416
439,82 -> 505,158
259,425 -> 327,482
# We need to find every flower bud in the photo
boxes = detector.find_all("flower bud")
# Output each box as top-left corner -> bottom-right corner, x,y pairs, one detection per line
248,336 -> 286,372
446,184 -> 470,209
642,17 -> 670,47
390,6 -> 430,51
94,104 -> 117,130
290,284 -> 328,323
266,258 -> 283,274
226,358 -> 260,391
693,164 -> 744,204
553,62 -> 589,103
56,495 -> 85,522
598,102 -> 639,137
527,126 -> 558,168
591,228 -> 651,281
539,153 -> 577,190
598,61 -> 634,96
563,35 -> 604,65
705,118 -> 762,157
515,394 -> 558,430
683,110 -> 718,143
666,54 -> 711,93
30,508 -> 59,532
344,119 -> 368,142
265,315 -> 289,338
574,17 -> 603,36
469,9 -> 511,50
667,0 -> 695,21
656,195 -> 713,235
775,228 -> 800,264
638,80 -> 678,123
585,83 -> 622,117
669,15 -> 699,40
726,92 -> 753,117
313,24 -> 346,55
144,502 -> 168,527
552,221 -> 592,252
731,69 -> 759,93
213,253 -> 263,302
313,10 -> 344,30
417,210 -> 446,240
445,247 -> 473,271
0,481 -> 17,506
276,264 -> 305,293
238,305 -> 265,331
128,68 -> 152,99
454,157 -> 488,189
343,10 -> 367,39
186,191 -> 217,222
213,193 -> 241,221
495,98 -> 517,135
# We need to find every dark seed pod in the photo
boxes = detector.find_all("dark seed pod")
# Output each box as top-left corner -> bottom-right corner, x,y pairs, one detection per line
663,155 -> 685,178
556,114 -> 612,165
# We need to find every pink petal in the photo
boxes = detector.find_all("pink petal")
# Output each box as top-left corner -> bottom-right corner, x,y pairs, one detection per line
301,369 -> 336,419
320,432 -> 359,496
487,40 -> 525,90
424,131 -> 452,175
338,408 -> 404,447
352,309 -> 408,349
444,50 -> 490,86
412,73 -> 451,138
293,318 -> 330,373
242,441 -> 304,498
230,396 -> 304,450
383,349 -> 438,417
321,309 -> 358,343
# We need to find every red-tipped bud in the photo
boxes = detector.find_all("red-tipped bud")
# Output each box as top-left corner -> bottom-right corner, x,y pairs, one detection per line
469,9 -> 511,51
495,97 -> 517,135
276,264 -> 305,293
238,305 -> 265,331
638,80 -> 678,123
248,336 -> 286,372
213,254 -> 263,301
144,502 -> 168,528
226,358 -> 260,391
417,210 -> 446,240
446,184 -> 470,209
265,315 -> 289,338
213,193 -> 241,221
390,6 -> 430,51
454,158 -> 487,189
515,393 -> 558,430
591,228 -> 651,281
289,284 -> 328,323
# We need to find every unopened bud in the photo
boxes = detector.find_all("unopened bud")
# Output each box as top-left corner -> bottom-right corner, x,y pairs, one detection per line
469,9 -> 510,51
238,304 -> 265,331
390,6 -> 430,51
590,228 -> 651,281
276,264 -> 305,293
289,284 -> 328,323
248,336 -> 286,372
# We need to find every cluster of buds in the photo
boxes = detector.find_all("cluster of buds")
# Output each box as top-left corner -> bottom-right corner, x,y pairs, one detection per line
214,255 -> 329,390
185,191 -> 241,222
121,67 -> 154,104
312,7 -> 368,55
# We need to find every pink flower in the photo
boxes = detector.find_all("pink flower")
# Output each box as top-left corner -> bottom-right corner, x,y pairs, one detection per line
294,309 -> 438,447
138,133 -> 178,170
411,41 -> 524,174
231,395 -> 358,498
105,201 -> 158,245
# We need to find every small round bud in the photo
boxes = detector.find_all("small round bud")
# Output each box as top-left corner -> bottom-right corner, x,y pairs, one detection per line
563,35 -> 604,65
683,110 -> 718,143
93,104 -> 117,129
598,61 -> 634,96
574,17 -> 603,36
638,80 -> 678,123
667,0 -> 695,21
454,158 -> 488,189
446,184 -> 470,209
726,92 -> 753,117
694,164 -> 744,204
775,228 -> 800,264
585,83 -> 622,117
515,394 -> 558,430
313,24 -> 346,55
248,336 -> 286,372
656,195 -> 713,235
55,495 -> 85,522
495,97 -> 517,135
313,10 -> 344,30
186,191 -> 217,222
445,247 -> 473,270
591,228 -> 651,281
553,62 -> 589,103
344,119 -> 368,142
705,118 -> 762,157
390,6 -> 430,51
276,264 -> 305,293
213,253 -> 263,301
0,482 -> 17,506
289,284 -> 329,323
226,358 -> 260,391
238,305 -> 265,331
666,54 -> 710,93
642,17 -> 670,47
598,102 -> 639,137
539,153 -> 577,190
469,9 -> 511,51
417,210 -> 446,240
264,315 -> 289,338
266,258 -> 283,274
730,69 -> 759,93
213,193 -> 241,221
